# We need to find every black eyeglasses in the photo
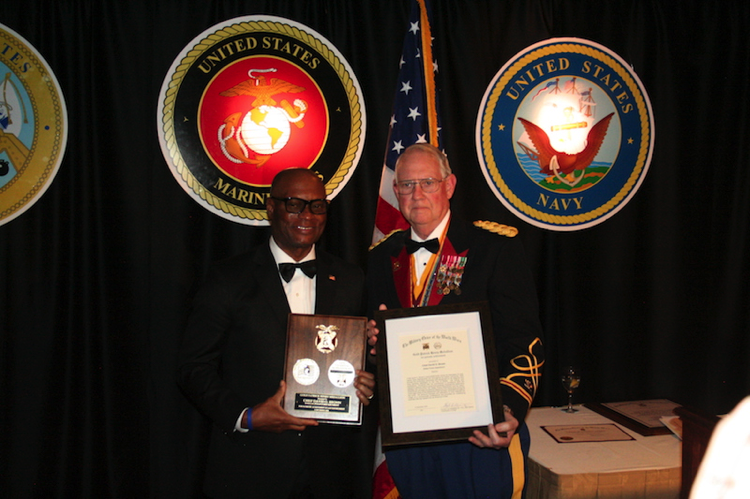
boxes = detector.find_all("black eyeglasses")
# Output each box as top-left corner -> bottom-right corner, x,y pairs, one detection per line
271,197 -> 329,214
394,177 -> 447,195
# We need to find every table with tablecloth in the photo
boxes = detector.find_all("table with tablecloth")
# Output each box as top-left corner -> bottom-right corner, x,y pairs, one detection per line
525,405 -> 681,499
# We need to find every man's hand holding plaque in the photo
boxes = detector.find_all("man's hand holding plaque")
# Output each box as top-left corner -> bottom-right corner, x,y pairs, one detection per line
283,314 -> 371,425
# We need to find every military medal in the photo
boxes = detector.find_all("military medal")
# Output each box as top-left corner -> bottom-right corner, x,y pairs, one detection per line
436,255 -> 467,296
436,264 -> 448,295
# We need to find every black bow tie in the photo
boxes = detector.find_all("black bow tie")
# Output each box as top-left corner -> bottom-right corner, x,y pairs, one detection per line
278,260 -> 317,282
405,238 -> 440,254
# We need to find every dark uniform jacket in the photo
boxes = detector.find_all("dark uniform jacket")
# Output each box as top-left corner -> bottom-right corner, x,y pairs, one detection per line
366,219 -> 544,422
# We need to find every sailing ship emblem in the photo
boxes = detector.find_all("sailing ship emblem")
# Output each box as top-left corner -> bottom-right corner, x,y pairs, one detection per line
476,37 -> 654,231
517,110 -> 614,188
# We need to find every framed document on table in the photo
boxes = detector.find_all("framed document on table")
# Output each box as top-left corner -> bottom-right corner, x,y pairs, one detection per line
374,302 -> 503,448
283,313 -> 367,425
585,399 -> 680,436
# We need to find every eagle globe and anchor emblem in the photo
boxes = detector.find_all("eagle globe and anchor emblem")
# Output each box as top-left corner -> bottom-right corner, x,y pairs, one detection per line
218,67 -> 309,167
158,15 -> 366,226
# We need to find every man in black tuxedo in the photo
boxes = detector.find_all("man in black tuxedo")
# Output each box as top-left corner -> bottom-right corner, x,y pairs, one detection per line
367,144 -> 544,498
178,168 -> 375,498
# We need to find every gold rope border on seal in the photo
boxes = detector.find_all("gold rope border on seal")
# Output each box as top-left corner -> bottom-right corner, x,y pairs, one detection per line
160,20 -> 363,222
480,43 -> 652,226
0,28 -> 66,221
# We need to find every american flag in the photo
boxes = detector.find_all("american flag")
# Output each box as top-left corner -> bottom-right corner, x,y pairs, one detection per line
371,3 -> 442,497
371,0 -> 443,245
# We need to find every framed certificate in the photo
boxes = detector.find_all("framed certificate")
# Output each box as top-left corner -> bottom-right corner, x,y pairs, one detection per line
283,313 -> 367,425
585,399 -> 680,436
374,302 -> 503,447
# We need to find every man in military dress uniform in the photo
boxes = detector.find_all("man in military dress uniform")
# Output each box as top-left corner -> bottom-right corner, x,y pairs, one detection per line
367,144 -> 544,498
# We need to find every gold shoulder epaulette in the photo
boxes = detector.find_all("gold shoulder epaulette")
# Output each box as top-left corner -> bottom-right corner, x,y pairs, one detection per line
473,220 -> 518,238
369,229 -> 403,251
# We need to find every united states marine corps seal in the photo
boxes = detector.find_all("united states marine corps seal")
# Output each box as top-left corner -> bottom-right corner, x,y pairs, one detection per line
0,23 -> 67,226
476,38 -> 654,231
157,16 -> 366,225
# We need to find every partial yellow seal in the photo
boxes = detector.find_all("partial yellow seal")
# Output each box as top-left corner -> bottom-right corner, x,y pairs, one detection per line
0,23 -> 67,226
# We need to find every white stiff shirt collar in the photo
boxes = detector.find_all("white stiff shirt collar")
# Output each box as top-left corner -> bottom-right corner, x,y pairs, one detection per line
410,211 -> 450,282
269,237 -> 316,315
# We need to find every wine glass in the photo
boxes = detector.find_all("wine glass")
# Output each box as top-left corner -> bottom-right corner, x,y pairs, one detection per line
561,366 -> 581,413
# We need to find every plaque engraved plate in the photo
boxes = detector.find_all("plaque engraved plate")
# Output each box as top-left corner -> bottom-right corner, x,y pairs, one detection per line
294,393 -> 351,413
283,314 -> 367,424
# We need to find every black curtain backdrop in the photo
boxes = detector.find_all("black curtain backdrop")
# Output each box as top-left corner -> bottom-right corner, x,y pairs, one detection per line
1,1 -> 749,497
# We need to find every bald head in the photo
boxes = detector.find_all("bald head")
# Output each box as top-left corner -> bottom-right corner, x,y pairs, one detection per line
270,168 -> 325,198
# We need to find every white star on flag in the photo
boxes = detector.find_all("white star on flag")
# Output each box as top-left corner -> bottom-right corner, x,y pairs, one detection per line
371,0 -> 444,244
371,4 -> 447,494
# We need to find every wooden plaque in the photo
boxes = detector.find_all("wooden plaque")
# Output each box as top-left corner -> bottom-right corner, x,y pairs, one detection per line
283,313 -> 367,425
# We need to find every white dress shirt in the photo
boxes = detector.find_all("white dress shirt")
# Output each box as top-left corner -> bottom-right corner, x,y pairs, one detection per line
269,236 -> 316,315
235,237 -> 317,432
410,211 -> 450,283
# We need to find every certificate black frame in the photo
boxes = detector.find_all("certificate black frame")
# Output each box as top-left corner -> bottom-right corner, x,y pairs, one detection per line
374,301 -> 503,448
584,400 -> 679,436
